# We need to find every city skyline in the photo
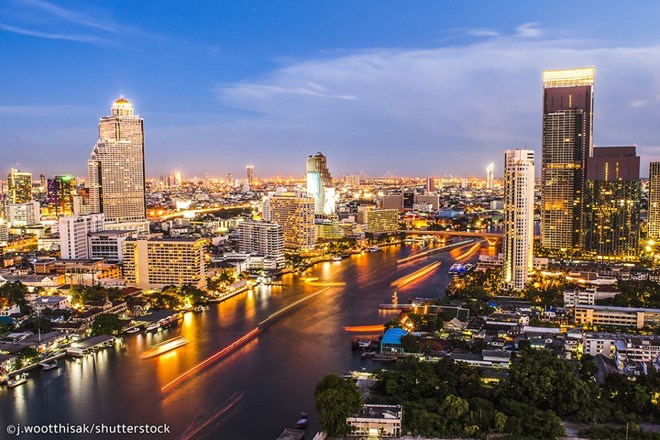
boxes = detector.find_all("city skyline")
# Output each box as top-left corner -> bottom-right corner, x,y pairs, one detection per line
2,2 -> 660,177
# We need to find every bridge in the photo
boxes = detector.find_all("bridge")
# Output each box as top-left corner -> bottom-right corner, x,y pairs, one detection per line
400,230 -> 503,246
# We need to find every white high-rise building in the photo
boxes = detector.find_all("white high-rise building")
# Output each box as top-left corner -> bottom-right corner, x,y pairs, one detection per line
306,152 -> 335,215
88,97 -> 146,223
7,201 -> 41,227
502,149 -> 535,290
238,221 -> 285,268
486,163 -> 494,189
59,213 -> 105,259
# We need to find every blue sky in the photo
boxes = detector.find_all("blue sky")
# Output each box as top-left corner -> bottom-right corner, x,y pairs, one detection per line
2,1 -> 660,179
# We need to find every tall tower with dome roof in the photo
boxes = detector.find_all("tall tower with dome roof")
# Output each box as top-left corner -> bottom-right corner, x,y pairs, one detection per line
88,96 -> 146,222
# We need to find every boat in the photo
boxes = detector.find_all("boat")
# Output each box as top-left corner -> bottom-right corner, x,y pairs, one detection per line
7,374 -> 27,388
193,305 -> 205,313
295,412 -> 308,430
366,245 -> 382,252
332,256 -> 342,262
448,263 -> 467,275
126,326 -> 142,334
140,336 -> 189,359
39,360 -> 59,371
145,322 -> 160,332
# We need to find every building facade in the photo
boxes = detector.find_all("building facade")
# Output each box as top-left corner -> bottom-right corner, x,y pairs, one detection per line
541,67 -> 594,251
47,175 -> 76,217
59,214 -> 105,259
263,193 -> 316,249
88,97 -> 147,223
7,169 -> 32,204
502,149 -> 535,290
583,146 -> 640,259
649,162 -> 660,240
122,237 -> 207,290
366,209 -> 399,235
238,221 -> 285,268
6,201 -> 41,227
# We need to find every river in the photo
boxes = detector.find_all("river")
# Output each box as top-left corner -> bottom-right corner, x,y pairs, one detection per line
0,240 -> 497,439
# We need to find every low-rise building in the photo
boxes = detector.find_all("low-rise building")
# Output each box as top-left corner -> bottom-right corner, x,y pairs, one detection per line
574,305 -> 660,329
614,337 -> 660,369
563,288 -> 619,307
346,404 -> 403,438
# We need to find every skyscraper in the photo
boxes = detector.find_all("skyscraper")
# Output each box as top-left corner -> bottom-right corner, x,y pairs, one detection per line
47,175 -> 76,217
7,169 -> 32,204
88,97 -> 146,223
246,165 -> 254,185
584,147 -> 640,259
486,163 -> 494,189
649,162 -> 660,240
502,149 -> 535,290
541,67 -> 594,251
306,152 -> 335,215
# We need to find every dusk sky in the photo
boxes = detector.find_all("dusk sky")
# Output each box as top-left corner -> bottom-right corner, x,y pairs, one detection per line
2,1 -> 660,179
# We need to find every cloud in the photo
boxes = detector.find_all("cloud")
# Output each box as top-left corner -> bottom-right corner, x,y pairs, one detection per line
0,0 -> 158,45
467,28 -> 500,37
516,22 -> 542,38
202,30 -> 660,177
629,100 -> 648,108
0,23 -> 108,44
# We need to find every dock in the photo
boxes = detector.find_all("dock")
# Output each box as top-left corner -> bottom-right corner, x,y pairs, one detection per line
276,428 -> 305,440
66,335 -> 116,357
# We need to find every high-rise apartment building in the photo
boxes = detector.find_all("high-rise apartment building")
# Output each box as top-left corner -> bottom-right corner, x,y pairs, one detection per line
306,152 -> 335,215
238,221 -> 285,268
47,175 -> 76,217
541,67 -> 594,251
263,193 -> 315,249
7,201 -> 41,227
122,237 -> 207,289
246,165 -> 254,185
584,147 -> 640,259
502,149 -> 535,290
7,169 -> 32,204
88,97 -> 146,223
649,162 -> 660,240
59,214 -> 105,259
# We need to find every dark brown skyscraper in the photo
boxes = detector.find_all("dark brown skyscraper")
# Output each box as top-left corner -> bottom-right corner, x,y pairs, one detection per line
541,67 -> 594,251
584,146 -> 640,259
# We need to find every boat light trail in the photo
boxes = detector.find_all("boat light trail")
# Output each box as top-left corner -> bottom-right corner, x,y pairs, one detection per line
181,392 -> 244,440
302,277 -> 347,287
396,239 -> 473,264
161,328 -> 260,393
454,241 -> 483,261
390,261 -> 441,289
162,287 -> 337,393
343,325 -> 385,332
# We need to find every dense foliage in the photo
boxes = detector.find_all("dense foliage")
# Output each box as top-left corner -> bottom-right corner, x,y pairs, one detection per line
598,280 -> 660,309
0,281 -> 29,311
314,374 -> 363,436
90,313 -> 124,336
367,350 -> 660,439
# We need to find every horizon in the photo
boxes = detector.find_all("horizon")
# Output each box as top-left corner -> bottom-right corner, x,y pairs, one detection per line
2,1 -> 660,178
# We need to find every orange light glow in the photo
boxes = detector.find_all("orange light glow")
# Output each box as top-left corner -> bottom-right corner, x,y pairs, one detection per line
343,325 -> 385,332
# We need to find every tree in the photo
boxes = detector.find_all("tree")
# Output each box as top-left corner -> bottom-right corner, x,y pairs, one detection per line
314,374 -> 363,436
505,349 -> 594,417
439,394 -> 469,420
90,314 -> 124,336
0,281 -> 29,310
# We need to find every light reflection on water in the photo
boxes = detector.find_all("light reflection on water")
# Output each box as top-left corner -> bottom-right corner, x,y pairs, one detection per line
0,242 -> 495,438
